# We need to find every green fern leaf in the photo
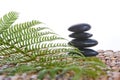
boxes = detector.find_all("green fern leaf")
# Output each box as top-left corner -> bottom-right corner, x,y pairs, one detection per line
0,11 -> 18,32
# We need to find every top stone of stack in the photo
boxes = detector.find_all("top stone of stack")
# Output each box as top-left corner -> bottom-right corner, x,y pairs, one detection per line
68,23 -> 91,32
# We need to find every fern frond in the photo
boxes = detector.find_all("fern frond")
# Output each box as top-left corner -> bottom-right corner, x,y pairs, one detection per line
1,20 -> 41,42
0,11 -> 18,32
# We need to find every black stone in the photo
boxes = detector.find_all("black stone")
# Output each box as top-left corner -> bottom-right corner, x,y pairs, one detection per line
69,32 -> 93,39
68,49 -> 98,57
69,39 -> 98,48
68,23 -> 91,32
80,49 -> 99,57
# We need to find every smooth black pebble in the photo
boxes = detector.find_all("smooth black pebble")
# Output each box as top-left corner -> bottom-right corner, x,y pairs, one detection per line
68,23 -> 91,32
80,49 -> 99,57
69,39 -> 98,48
69,32 -> 93,39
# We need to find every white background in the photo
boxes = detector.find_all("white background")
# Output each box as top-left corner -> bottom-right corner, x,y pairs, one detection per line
0,0 -> 120,51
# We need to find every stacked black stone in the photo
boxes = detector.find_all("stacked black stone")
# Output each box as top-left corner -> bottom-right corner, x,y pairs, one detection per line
68,23 -> 99,57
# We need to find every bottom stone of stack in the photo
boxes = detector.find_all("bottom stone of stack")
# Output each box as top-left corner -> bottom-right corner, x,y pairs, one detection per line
80,48 -> 99,57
